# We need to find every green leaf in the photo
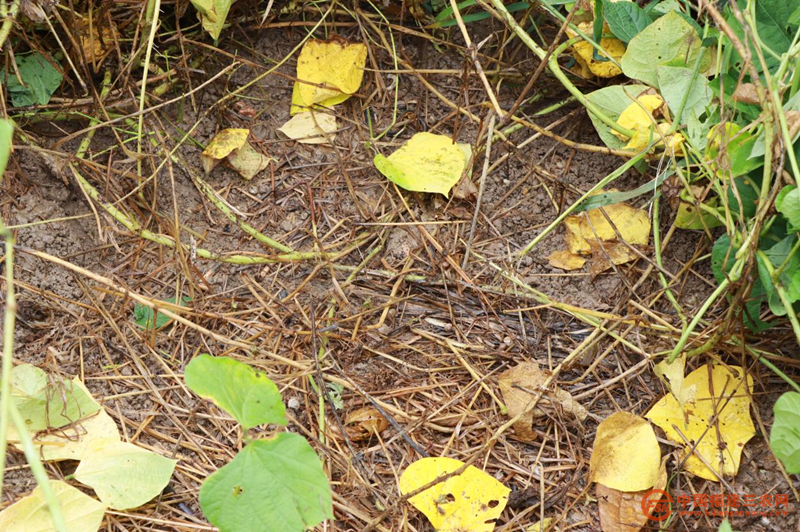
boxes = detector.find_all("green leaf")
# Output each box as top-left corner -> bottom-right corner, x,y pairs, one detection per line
726,175 -> 759,219
719,519 -> 738,532
649,0 -> 682,17
776,185 -> 800,231
189,0 -> 235,39
711,234 -> 737,285
199,434 -> 332,532
790,3 -> 800,25
134,296 -> 189,330
184,354 -> 286,430
706,123 -> 763,179
584,84 -> 651,149
0,480 -> 106,532
656,65 -> 712,121
603,1 -> 652,43
2,52 -> 62,107
73,439 -> 177,510
771,391 -> 800,474
10,364 -> 101,432
621,10 -> 712,86
755,0 -> 800,54
674,200 -> 723,230
757,236 -> 800,316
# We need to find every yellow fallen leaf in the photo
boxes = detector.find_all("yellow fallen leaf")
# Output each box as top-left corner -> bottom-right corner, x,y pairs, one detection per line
590,412 -> 661,492
499,362 -> 587,441
0,480 -> 106,532
587,240 -> 639,276
278,111 -> 338,144
527,517 -> 554,532
290,37 -> 367,114
646,364 -> 755,481
548,249 -> 586,270
374,132 -> 471,197
8,408 -> 120,462
399,457 -> 510,532
653,354 -> 696,407
201,128 -> 249,174
570,23 -> 625,78
227,142 -> 272,180
77,17 -> 117,72
596,459 -> 667,532
202,129 -> 271,180
565,202 -> 651,255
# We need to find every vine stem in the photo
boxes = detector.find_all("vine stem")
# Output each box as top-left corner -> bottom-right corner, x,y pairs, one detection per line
486,0 -> 635,138
668,259 -> 742,363
136,0 -> 162,179
0,207 -> 67,531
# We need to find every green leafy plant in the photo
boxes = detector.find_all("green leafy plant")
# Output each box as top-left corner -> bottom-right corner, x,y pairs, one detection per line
0,365 -> 176,529
2,52 -> 62,107
184,354 -> 333,532
770,391 -> 800,474
133,296 -> 190,330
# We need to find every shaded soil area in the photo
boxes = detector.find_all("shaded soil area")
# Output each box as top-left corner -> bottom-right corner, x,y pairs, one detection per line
1,3 -> 798,531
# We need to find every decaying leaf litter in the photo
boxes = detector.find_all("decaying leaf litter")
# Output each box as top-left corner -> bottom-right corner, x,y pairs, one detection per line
0,1 -> 799,531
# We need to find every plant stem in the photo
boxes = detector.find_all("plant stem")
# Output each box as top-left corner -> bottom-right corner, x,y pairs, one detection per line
519,151 -> 647,256
668,255 -> 743,363
486,0 -> 635,138
757,250 -> 800,346
0,218 -> 66,530
653,196 -> 688,327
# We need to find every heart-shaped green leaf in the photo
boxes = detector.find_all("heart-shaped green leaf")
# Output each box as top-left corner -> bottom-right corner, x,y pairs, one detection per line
184,354 -> 286,430
199,433 -> 332,532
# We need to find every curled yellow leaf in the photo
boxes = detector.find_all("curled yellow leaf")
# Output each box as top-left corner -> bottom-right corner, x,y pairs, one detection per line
569,23 -> 625,78
589,412 -> 661,492
291,37 -> 367,114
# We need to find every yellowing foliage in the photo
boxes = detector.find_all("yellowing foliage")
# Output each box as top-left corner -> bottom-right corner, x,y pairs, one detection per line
399,457 -> 510,532
646,364 -> 755,481
291,38 -> 367,114
589,412 -> 661,492
570,23 -> 625,78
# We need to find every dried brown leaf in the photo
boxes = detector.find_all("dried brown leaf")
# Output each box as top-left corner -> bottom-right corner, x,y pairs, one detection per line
732,83 -> 760,105
498,362 -> 587,441
343,406 -> 389,441
597,460 -> 667,532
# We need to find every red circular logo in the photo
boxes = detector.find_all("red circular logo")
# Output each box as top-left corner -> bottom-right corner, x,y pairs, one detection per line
641,489 -> 673,521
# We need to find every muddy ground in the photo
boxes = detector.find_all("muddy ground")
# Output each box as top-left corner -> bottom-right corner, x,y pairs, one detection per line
1,4 -> 799,531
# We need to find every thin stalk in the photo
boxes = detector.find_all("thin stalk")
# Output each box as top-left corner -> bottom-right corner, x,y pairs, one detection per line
668,258 -> 743,363
136,0 -> 162,179
485,0 -> 635,138
519,151 -> 647,256
653,196 -> 688,327
757,250 -> 800,346
0,219 -> 66,530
